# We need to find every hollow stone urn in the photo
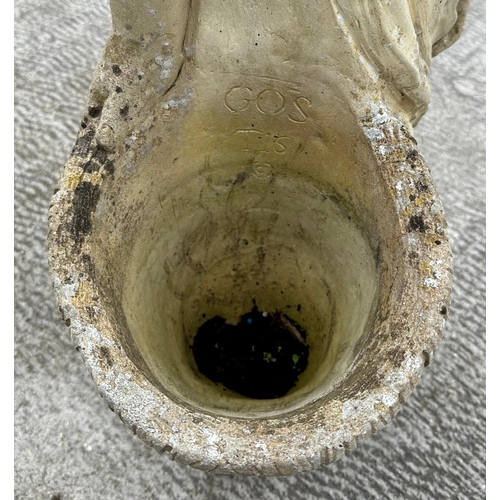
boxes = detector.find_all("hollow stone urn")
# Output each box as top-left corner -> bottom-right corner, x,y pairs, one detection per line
48,0 -> 469,475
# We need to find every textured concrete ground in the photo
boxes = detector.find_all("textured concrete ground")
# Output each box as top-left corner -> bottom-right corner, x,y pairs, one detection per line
14,1 -> 485,498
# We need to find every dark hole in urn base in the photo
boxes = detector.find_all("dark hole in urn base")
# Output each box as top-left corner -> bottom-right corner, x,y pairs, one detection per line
191,303 -> 309,399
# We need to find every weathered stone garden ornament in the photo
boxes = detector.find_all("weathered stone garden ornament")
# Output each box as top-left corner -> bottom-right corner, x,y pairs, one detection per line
48,0 -> 469,475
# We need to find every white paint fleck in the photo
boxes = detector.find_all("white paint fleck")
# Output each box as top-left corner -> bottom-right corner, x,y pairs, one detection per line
395,191 -> 408,212
206,432 -> 219,446
83,324 -> 113,346
423,277 -> 439,288
378,144 -> 393,155
199,427 -> 222,462
364,127 -> 384,141
380,393 -> 398,406
125,135 -> 137,148
60,282 -> 78,300
384,356 -> 422,388
429,260 -> 443,281
160,69 -> 172,80
341,356 -> 423,423
255,442 -> 268,452
404,233 -> 419,250
154,55 -> 174,80
163,89 -> 193,110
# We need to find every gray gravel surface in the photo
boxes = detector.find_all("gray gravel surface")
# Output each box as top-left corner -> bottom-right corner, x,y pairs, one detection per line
15,0 -> 485,498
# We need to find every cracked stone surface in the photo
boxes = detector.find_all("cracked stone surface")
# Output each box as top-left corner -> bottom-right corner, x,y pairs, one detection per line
15,0 -> 485,498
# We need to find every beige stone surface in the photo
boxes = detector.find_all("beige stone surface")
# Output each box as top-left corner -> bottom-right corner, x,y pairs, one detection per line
46,0 -> 468,476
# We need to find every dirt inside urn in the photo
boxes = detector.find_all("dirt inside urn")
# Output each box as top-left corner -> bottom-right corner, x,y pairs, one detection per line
191,303 -> 309,399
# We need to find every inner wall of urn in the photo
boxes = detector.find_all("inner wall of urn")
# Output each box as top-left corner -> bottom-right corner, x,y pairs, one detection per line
121,167 -> 379,417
